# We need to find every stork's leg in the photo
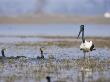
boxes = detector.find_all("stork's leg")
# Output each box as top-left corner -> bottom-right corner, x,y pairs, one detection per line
83,51 -> 86,59
87,52 -> 90,65
88,52 -> 91,59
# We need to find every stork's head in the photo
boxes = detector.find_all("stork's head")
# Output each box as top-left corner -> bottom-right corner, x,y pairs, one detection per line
80,25 -> 84,31
77,25 -> 84,39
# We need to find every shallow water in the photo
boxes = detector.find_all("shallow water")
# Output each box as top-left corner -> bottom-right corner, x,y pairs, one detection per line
0,44 -> 110,59
0,44 -> 110,82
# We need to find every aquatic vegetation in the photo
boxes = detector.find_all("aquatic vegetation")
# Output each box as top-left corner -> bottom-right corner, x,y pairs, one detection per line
0,42 -> 110,82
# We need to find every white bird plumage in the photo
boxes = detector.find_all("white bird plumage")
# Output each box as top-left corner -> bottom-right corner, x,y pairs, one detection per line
80,40 -> 93,52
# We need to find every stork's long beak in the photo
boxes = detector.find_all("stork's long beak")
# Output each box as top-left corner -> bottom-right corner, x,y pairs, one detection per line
77,30 -> 82,39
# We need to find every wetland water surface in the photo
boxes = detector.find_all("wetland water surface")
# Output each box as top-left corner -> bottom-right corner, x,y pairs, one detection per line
0,45 -> 110,82
0,24 -> 110,82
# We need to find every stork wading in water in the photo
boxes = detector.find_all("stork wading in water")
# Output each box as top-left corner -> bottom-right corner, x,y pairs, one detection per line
77,25 -> 95,59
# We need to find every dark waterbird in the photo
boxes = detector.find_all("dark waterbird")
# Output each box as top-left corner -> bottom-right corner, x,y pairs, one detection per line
77,25 -> 96,59
0,48 -> 6,62
1,48 -> 6,58
46,76 -> 51,82
37,47 -> 45,59
0,48 -> 27,60
0,48 -> 7,63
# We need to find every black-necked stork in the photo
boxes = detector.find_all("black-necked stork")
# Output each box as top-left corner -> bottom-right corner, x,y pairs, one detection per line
77,25 -> 95,58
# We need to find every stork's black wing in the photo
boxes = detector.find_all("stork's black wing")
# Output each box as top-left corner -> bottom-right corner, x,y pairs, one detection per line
90,44 -> 95,51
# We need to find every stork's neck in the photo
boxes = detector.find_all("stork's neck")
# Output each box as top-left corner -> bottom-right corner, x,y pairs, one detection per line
82,30 -> 85,43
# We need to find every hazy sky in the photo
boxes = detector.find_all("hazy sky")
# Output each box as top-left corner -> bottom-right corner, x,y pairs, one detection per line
0,0 -> 109,16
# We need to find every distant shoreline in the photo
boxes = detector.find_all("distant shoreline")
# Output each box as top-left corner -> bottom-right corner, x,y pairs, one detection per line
0,35 -> 110,39
0,34 -> 110,47
0,15 -> 110,24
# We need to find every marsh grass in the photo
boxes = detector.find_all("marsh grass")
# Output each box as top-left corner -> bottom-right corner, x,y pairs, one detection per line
0,56 -> 110,82
14,37 -> 110,48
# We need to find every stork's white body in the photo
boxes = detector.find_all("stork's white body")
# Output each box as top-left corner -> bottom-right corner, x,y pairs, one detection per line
80,40 -> 93,52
